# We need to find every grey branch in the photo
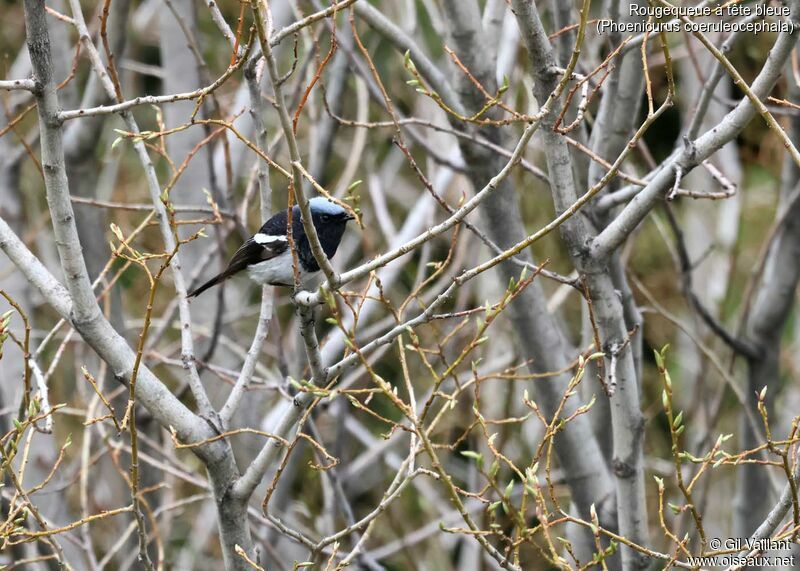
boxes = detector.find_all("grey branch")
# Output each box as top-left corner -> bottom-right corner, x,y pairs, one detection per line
0,78 -> 36,91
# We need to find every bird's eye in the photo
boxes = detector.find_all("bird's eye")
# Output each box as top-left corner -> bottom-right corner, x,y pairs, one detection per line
321,214 -> 330,222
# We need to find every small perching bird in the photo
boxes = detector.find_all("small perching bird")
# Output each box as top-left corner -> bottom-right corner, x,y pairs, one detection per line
187,197 -> 355,298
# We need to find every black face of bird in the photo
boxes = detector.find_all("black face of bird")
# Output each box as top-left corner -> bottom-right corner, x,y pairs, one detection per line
310,208 -> 355,229
291,201 -> 354,229
288,202 -> 354,256
304,206 -> 354,259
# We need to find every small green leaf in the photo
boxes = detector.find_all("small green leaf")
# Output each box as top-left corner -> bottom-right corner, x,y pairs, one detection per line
460,450 -> 482,463
498,74 -> 510,95
653,348 -> 664,369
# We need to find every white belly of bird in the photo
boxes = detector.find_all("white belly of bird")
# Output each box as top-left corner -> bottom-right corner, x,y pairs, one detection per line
246,250 -> 312,287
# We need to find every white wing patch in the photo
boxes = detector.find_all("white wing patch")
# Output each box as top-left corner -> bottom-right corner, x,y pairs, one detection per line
253,233 -> 287,245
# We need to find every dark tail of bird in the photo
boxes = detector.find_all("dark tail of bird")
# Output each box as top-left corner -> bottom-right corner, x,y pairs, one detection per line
186,272 -> 227,298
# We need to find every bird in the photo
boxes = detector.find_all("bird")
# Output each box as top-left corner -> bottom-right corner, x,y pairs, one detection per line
187,197 -> 355,298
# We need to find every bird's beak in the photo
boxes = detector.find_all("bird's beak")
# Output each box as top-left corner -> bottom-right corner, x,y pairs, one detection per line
344,212 -> 356,221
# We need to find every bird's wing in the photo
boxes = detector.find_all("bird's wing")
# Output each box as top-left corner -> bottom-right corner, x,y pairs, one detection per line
225,208 -> 292,275
187,233 -> 289,297
225,234 -> 289,276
